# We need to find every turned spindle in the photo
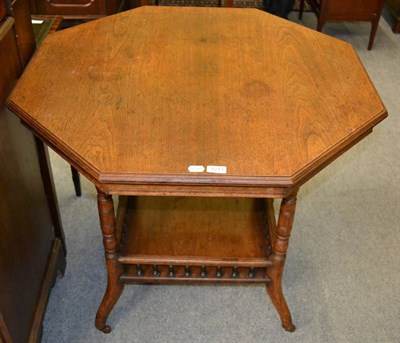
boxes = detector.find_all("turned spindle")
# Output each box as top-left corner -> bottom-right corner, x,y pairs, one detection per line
152,265 -> 160,277
232,267 -> 239,278
184,266 -> 191,277
248,268 -> 255,279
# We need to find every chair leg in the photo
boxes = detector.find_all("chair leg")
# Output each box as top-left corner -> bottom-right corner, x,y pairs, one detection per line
70,166 -> 82,197
316,19 -> 324,32
368,15 -> 380,50
299,0 -> 305,20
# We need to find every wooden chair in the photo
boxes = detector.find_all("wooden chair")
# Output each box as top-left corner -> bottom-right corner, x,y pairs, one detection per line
298,0 -> 385,50
70,166 -> 81,196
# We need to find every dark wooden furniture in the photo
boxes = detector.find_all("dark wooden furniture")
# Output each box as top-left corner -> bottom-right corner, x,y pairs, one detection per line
8,0 -> 36,67
0,0 -> 6,20
138,0 -> 234,6
0,1 -> 66,342
7,6 -> 387,334
385,0 -> 400,32
29,0 -> 124,20
299,0 -> 385,49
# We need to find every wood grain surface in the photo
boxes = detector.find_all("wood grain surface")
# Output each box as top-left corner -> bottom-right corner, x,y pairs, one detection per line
7,6 -> 387,189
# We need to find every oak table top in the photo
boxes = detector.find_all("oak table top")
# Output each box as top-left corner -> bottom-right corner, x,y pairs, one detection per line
7,6 -> 387,196
6,5 -> 387,335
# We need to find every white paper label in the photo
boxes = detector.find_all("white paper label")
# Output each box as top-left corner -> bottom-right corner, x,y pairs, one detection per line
188,165 -> 205,173
206,165 -> 227,174
31,19 -> 44,24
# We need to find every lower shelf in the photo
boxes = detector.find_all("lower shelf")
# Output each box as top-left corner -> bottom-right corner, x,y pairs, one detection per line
117,196 -> 274,284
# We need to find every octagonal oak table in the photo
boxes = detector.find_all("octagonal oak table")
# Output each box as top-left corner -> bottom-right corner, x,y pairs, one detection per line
7,6 -> 387,334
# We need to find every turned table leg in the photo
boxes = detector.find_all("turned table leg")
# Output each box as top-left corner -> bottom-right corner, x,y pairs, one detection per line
95,190 -> 124,333
266,194 -> 297,332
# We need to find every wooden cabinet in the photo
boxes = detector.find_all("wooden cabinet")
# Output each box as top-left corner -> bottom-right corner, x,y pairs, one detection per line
29,0 -> 124,19
0,1 -> 66,342
299,0 -> 385,49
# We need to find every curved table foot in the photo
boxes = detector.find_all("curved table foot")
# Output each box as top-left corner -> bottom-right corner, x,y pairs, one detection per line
284,324 -> 296,332
266,279 -> 295,333
98,325 -> 112,334
95,273 -> 124,333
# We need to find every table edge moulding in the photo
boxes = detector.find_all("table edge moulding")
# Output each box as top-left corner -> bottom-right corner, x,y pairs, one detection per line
5,5 -> 388,336
6,100 -> 386,195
